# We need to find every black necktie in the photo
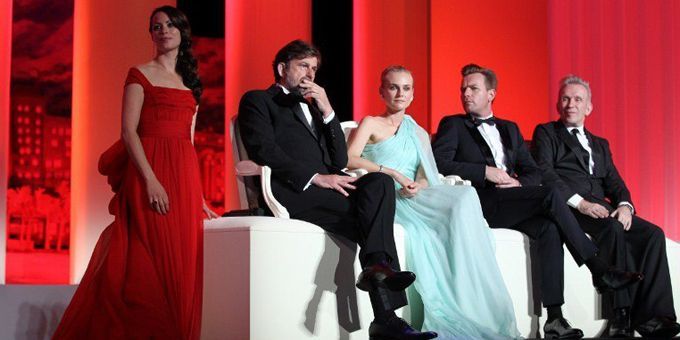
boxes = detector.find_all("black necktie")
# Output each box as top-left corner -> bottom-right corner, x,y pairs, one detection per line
571,129 -> 591,171
571,129 -> 589,147
473,117 -> 496,126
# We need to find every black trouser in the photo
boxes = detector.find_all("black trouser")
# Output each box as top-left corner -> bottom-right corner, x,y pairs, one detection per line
477,185 -> 598,307
290,172 -> 408,315
574,210 -> 676,327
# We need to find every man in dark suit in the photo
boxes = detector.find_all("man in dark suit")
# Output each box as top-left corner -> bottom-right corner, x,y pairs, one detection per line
238,40 -> 436,340
532,75 -> 679,338
432,63 -> 642,339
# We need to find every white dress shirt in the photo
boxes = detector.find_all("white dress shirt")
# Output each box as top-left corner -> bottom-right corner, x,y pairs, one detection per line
564,126 -> 634,213
475,114 -> 507,171
567,126 -> 594,175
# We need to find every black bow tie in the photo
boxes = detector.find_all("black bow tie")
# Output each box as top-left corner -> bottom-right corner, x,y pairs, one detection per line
276,87 -> 308,106
288,92 -> 307,104
473,117 -> 496,126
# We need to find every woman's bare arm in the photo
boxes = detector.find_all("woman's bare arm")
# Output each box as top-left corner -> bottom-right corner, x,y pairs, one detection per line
121,83 -> 169,214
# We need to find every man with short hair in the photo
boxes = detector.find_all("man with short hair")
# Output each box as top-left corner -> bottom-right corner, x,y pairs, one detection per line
238,40 -> 436,339
532,75 -> 679,338
432,63 -> 642,339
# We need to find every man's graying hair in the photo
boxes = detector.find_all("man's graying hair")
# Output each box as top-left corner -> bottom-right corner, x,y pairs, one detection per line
559,75 -> 592,101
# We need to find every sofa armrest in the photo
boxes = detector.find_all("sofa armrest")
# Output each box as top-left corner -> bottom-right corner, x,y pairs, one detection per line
438,173 -> 472,186
345,168 -> 368,178
235,160 -> 290,219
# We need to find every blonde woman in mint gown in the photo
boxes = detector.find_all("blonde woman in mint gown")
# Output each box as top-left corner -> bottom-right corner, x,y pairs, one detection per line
347,66 -> 521,339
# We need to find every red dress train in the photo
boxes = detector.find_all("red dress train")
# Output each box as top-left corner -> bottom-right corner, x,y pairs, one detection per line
52,68 -> 204,339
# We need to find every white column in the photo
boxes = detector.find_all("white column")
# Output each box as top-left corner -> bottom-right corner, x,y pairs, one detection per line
0,0 -> 14,285
71,0 -> 173,283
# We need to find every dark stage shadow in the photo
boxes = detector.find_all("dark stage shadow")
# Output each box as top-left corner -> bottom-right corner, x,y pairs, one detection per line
304,234 -> 360,340
15,302 -> 66,340
524,234 -> 604,338
526,236 -> 542,339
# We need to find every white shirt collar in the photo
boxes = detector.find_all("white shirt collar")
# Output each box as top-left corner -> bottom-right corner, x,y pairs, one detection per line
277,83 -> 291,94
474,112 -> 494,120
566,125 -> 585,135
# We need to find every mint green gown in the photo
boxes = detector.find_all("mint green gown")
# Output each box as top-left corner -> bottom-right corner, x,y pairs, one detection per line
361,115 -> 521,339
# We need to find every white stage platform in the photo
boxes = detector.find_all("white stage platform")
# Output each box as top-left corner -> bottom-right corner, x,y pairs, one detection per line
201,217 -> 680,339
1,217 -> 678,339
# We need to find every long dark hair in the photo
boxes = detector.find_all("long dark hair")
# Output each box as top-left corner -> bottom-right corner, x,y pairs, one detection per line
149,6 -> 202,104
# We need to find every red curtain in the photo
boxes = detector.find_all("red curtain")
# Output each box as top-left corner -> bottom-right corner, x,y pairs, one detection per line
548,0 -> 680,241
353,0 -> 550,135
429,0 -> 549,135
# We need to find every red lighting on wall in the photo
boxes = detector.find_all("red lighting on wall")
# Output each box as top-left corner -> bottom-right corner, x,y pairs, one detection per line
225,0 -> 312,212
353,0 -> 430,127
548,0 -> 680,241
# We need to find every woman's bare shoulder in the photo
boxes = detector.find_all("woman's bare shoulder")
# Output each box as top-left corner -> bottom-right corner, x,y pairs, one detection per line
133,62 -> 162,81
134,61 -> 156,72
359,115 -> 389,128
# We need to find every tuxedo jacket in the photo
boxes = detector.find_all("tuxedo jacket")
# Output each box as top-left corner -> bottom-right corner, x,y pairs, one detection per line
531,121 -> 632,210
431,114 -> 542,189
238,85 -> 348,214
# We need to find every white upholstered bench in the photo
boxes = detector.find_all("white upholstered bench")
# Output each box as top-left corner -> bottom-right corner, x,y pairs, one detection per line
202,120 -> 680,338
201,216 -> 407,339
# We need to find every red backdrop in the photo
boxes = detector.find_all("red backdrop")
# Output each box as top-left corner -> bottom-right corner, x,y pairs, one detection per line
548,0 -> 680,241
2,0 -> 679,284
353,0 -> 430,127
225,0 -> 311,211
353,0 -> 679,241
354,0 -> 549,135
429,0 -> 549,135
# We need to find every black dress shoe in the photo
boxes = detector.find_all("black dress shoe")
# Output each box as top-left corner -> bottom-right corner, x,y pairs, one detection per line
607,308 -> 633,338
543,317 -> 584,339
635,316 -> 680,338
369,316 -> 438,340
594,268 -> 643,293
356,261 -> 416,292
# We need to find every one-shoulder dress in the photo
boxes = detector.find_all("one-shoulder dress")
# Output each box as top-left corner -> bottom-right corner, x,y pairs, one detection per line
361,116 -> 521,339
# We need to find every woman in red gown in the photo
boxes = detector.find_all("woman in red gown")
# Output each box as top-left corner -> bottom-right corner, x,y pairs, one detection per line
52,6 -> 217,339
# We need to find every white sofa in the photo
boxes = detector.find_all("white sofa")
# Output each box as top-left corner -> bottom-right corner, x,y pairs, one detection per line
201,216 -> 407,340
200,120 -> 680,339
202,217 -> 680,339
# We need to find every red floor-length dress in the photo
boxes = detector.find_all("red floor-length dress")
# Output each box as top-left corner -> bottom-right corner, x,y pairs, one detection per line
53,68 -> 204,340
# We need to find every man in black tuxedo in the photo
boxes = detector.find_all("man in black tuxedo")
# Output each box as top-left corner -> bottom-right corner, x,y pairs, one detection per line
532,75 -> 679,338
238,40 -> 436,340
431,63 -> 642,339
